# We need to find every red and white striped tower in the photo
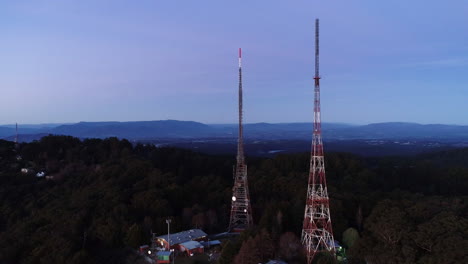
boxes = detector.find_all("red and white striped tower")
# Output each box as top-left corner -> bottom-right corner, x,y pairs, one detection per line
229,48 -> 253,232
302,19 -> 335,263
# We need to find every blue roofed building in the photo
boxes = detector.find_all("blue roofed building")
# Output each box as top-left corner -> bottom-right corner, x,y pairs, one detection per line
155,229 -> 207,251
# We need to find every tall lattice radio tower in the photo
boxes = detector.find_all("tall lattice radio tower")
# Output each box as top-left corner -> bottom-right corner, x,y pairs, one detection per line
301,19 -> 335,263
229,48 -> 253,232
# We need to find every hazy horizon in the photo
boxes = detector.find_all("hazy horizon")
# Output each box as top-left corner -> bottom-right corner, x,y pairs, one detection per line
2,119 -> 468,128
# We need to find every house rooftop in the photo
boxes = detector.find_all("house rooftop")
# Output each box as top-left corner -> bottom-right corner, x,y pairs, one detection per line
156,229 -> 207,245
201,240 -> 221,247
179,240 -> 204,250
156,251 -> 172,257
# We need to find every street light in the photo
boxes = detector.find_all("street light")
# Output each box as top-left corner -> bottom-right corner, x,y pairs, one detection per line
166,219 -> 172,251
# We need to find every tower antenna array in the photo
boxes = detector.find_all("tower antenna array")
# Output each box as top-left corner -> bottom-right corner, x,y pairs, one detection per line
301,19 -> 335,264
228,48 -> 253,232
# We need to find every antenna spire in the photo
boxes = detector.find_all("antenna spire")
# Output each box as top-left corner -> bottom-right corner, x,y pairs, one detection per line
237,48 -> 244,163
315,18 -> 320,79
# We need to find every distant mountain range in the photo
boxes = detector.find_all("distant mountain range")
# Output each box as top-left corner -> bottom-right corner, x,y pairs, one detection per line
2,120 -> 468,142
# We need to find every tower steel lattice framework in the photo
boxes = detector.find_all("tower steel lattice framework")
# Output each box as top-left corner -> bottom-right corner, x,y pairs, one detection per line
229,48 -> 253,232
301,19 -> 335,264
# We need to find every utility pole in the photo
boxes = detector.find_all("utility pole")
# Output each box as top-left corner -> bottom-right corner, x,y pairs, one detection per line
301,19 -> 335,264
166,219 -> 171,250
228,48 -> 253,232
166,219 -> 175,264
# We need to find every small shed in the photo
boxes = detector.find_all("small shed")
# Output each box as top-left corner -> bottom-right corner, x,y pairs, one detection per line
139,245 -> 149,254
156,251 -> 172,264
333,240 -> 347,261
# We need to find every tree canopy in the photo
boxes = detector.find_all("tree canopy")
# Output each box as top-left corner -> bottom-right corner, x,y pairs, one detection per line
0,136 -> 466,263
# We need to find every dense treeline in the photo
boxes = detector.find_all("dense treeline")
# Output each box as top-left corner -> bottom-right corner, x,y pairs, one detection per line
0,136 -> 467,264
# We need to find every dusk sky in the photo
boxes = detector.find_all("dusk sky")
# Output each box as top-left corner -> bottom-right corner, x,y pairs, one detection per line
1,1 -> 468,125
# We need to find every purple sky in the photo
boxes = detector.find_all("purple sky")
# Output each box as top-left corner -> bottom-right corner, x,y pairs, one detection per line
1,0 -> 468,124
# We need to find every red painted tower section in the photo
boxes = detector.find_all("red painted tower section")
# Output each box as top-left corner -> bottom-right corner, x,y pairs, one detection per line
301,19 -> 335,263
229,48 -> 253,232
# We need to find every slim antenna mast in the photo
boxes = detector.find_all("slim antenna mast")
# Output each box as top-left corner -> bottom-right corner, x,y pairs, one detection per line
237,48 -> 244,164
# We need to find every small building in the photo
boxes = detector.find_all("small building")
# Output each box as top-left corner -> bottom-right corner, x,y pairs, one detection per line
179,241 -> 204,256
156,251 -> 172,264
139,245 -> 150,254
155,229 -> 207,251
333,241 -> 346,262
332,240 -> 342,248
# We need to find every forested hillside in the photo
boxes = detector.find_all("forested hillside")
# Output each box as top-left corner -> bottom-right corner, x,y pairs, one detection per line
0,136 -> 467,264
